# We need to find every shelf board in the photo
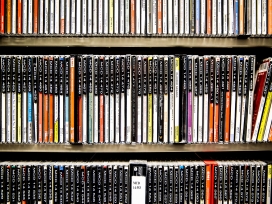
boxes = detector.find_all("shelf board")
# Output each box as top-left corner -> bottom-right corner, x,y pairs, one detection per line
0,143 -> 271,152
1,37 -> 272,48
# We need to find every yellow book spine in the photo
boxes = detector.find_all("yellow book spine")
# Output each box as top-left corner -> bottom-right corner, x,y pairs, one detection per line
17,93 -> 21,143
258,91 -> 272,141
148,57 -> 153,143
54,121 -> 58,143
268,164 -> 272,179
174,57 -> 179,143
109,0 -> 114,34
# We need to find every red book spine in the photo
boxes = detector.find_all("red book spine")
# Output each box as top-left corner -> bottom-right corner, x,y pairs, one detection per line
1,0 -> 5,33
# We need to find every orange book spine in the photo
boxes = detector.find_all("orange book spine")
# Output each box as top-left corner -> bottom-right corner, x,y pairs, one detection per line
239,0 -> 244,34
70,57 -> 75,143
43,94 -> 48,142
268,124 -> 272,141
99,95 -> 104,143
0,0 -> 5,33
269,0 -> 272,34
131,0 -> 135,34
205,164 -> 212,204
33,0 -> 38,33
6,0 -> 11,33
157,0 -> 162,34
206,0 -> 212,35
49,93 -> 53,142
224,58 -> 232,143
17,0 -> 22,34
38,93 -> 43,142
214,102 -> 219,142
209,103 -> 214,142
78,97 -> 82,142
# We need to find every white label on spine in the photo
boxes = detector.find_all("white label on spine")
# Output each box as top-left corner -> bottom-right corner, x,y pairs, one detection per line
262,0 -> 267,34
223,0 -> 228,35
12,0 -> 16,34
23,0 -> 28,34
98,0 -> 103,34
65,0 -> 70,34
137,94 -> 142,143
257,0 -> 262,35
120,0 -> 125,34
203,85 -> 208,143
82,0 -> 87,34
131,176 -> 146,204
12,92 -> 16,143
34,101 -> 37,143
110,92 -> 115,143
141,0 -> 146,34
163,91 -> 168,143
174,0 -> 178,34
59,95 -> 64,143
152,0 -> 157,34
54,94 -> 58,142
153,93 -> 158,143
2,94 -> 5,142
125,0 -> 130,33
40,0 -> 44,33
217,0 -> 222,35
55,0 -> 60,34
93,0 -> 97,34
235,93 -> 241,142
76,0 -> 81,34
185,0 -> 189,34
230,90 -> 236,142
142,91 -> 147,143
50,0 -> 54,34
168,0 -> 173,34
87,0 -> 92,34
228,0 -> 234,35
136,0 -> 141,34
114,0 -> 119,34
7,93 -> 11,143
201,0 -> 206,34
162,0 -> 167,34
116,92 -> 120,143
252,0 -> 256,35
28,0 -> 33,34
121,89 -> 125,142
212,0 -> 217,35
71,0 -> 76,34
104,0 -> 109,34
60,0 -> 64,34
82,94 -> 87,143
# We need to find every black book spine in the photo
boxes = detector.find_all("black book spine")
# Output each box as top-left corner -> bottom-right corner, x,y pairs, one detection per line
119,166 -> 123,204
158,57 -> 164,142
158,166 -> 163,203
184,166 -> 189,203
200,165 -> 205,203
218,165 -> 223,203
59,57 -> 64,97
168,166 -> 173,204
59,166 -> 64,204
215,58 -> 220,143
86,166 -> 91,204
48,165 -> 52,203
190,0 -> 195,33
251,165 -> 256,204
75,166 -> 80,204
229,165 -> 234,202
131,56 -> 137,142
213,165 -> 218,203
153,57 -> 158,143
6,57 -> 11,96
91,166 -> 96,204
32,165 -> 37,203
108,166 -> 113,204
181,55 -> 188,142
179,166 -> 184,204
37,165 -> 42,203
224,165 -> 229,203
33,57 -> 38,106
113,166 -> 118,204
261,165 -> 267,204
26,165 -> 31,202
64,166 -> 70,204
6,165 -> 10,203
103,166 -> 108,204
195,166 -> 200,204
219,57 -> 226,142
194,57 -> 199,142
188,56 -> 193,143
234,165 -> 239,204
11,166 -> 16,203
16,166 -> 21,203
54,165 -> 59,203
136,57 -> 142,142
163,57 -> 168,142
104,57 -> 109,142
115,57 -> 120,142
256,166 -> 261,204
174,166 -> 179,204
124,166 -> 129,204
97,166 -> 102,204
80,166 -> 85,204
148,57 -> 153,142
87,56 -> 92,144
153,166 -> 158,204
163,166 -> 168,204
243,58 -> 250,141
198,57 -> 204,143
22,166 -> 26,203
245,165 -> 250,203
42,166 -> 47,204
1,57 -> 6,143
189,165 -> 195,204
240,165 -> 245,203
147,166 -> 152,204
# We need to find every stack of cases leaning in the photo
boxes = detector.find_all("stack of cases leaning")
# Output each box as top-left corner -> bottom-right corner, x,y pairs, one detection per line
1,0 -> 272,36
0,160 -> 271,203
4,54 -> 272,144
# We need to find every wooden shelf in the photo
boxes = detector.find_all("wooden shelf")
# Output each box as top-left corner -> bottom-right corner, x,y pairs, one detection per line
1,37 -> 272,48
0,143 -> 271,152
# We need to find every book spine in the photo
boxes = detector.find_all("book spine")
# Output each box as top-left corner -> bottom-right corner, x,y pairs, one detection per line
152,0 -> 157,34
43,57 -> 49,143
137,56 -> 142,143
126,55 -> 131,143
174,55 -> 180,143
169,56 -> 174,143
225,57 -> 231,143
198,57 -> 204,143
229,0 -> 234,35
181,55 -> 188,143
69,56 -> 75,143
179,165 -> 184,203
17,57 -> 22,143
99,56 -> 104,143
109,56 -> 115,143
82,56 -> 87,143
59,57 -> 64,143
214,57 -> 220,143
193,56 -> 199,143
230,56 -> 237,142
49,57 -> 54,143
6,56 -> 11,143
153,166 -> 158,204
153,56 -> 158,143
142,57 -> 148,143
158,166 -> 163,203
54,165 -> 59,203
33,57 -> 38,143
115,56 -> 121,143
22,57 -> 27,143
240,57 -> 248,142
54,57 -> 59,143
245,165 -> 250,203
131,56 -> 137,143
203,57 -> 210,143
179,0 -> 184,34
38,57 -> 43,143
120,56 -> 126,143
235,57 -> 243,142
76,56 -> 82,143
158,56 -> 164,143
157,0 -> 162,34
93,56 -> 99,143
64,57 -> 69,143
163,166 -> 169,204
163,56 -> 168,143
104,56 -> 110,143
188,56 -> 193,143
148,57 -> 153,143
12,57 -> 17,143
219,57 -> 226,143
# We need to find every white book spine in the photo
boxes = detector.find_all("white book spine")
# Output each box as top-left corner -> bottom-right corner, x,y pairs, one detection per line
141,0 -> 146,34
76,0 -> 81,34
59,95 -> 64,143
146,0 -> 150,34
217,0 -> 222,35
120,0 -> 125,34
12,0 -> 16,34
168,0 -> 173,34
174,0 -> 178,34
252,97 -> 266,141
114,0 -> 119,34
262,0 -> 267,35
198,62 -> 203,143
82,0 -> 87,34
34,99 -> 37,143
263,102 -> 272,142
235,93 -> 241,142
94,92 -> 99,143
257,0 -> 262,35
137,57 -> 142,143
120,62 -> 125,143
87,0 -> 92,34
179,0 -> 184,34
28,0 -> 33,34
54,94 -> 58,142
136,0 -> 141,34
169,59 -> 174,143
12,92 -> 16,143
162,0 -> 167,34
82,94 -> 87,143
174,56 -> 179,143
185,0 -> 189,34
152,0 -> 157,34
109,92 -> 115,143
7,93 -> 11,143
193,60 -> 198,143
230,90 -> 236,143
39,0 -> 44,34
22,93 -> 26,143
60,0 -> 64,34
104,93 -> 109,143
93,0 -> 97,34
223,0 -> 228,35
23,0 -> 28,34
252,0 -> 257,35
125,0 -> 130,34
203,89 -> 208,143
228,0 -> 234,35
65,0 -> 70,34
71,0 -> 75,34
54,0 -> 59,34
49,0 -> 54,34
153,57 -> 158,143
212,0 -> 217,35
201,0 -> 206,34
143,89 -> 147,143
1,93 -> 5,142
115,90 -> 120,143
163,92 -> 168,143
126,55 -> 131,143
104,0 -> 109,34
98,0 -> 103,34
240,95 -> 246,142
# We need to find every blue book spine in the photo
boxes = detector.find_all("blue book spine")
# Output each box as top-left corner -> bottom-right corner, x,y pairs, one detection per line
195,0 -> 200,34
235,0 -> 239,35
